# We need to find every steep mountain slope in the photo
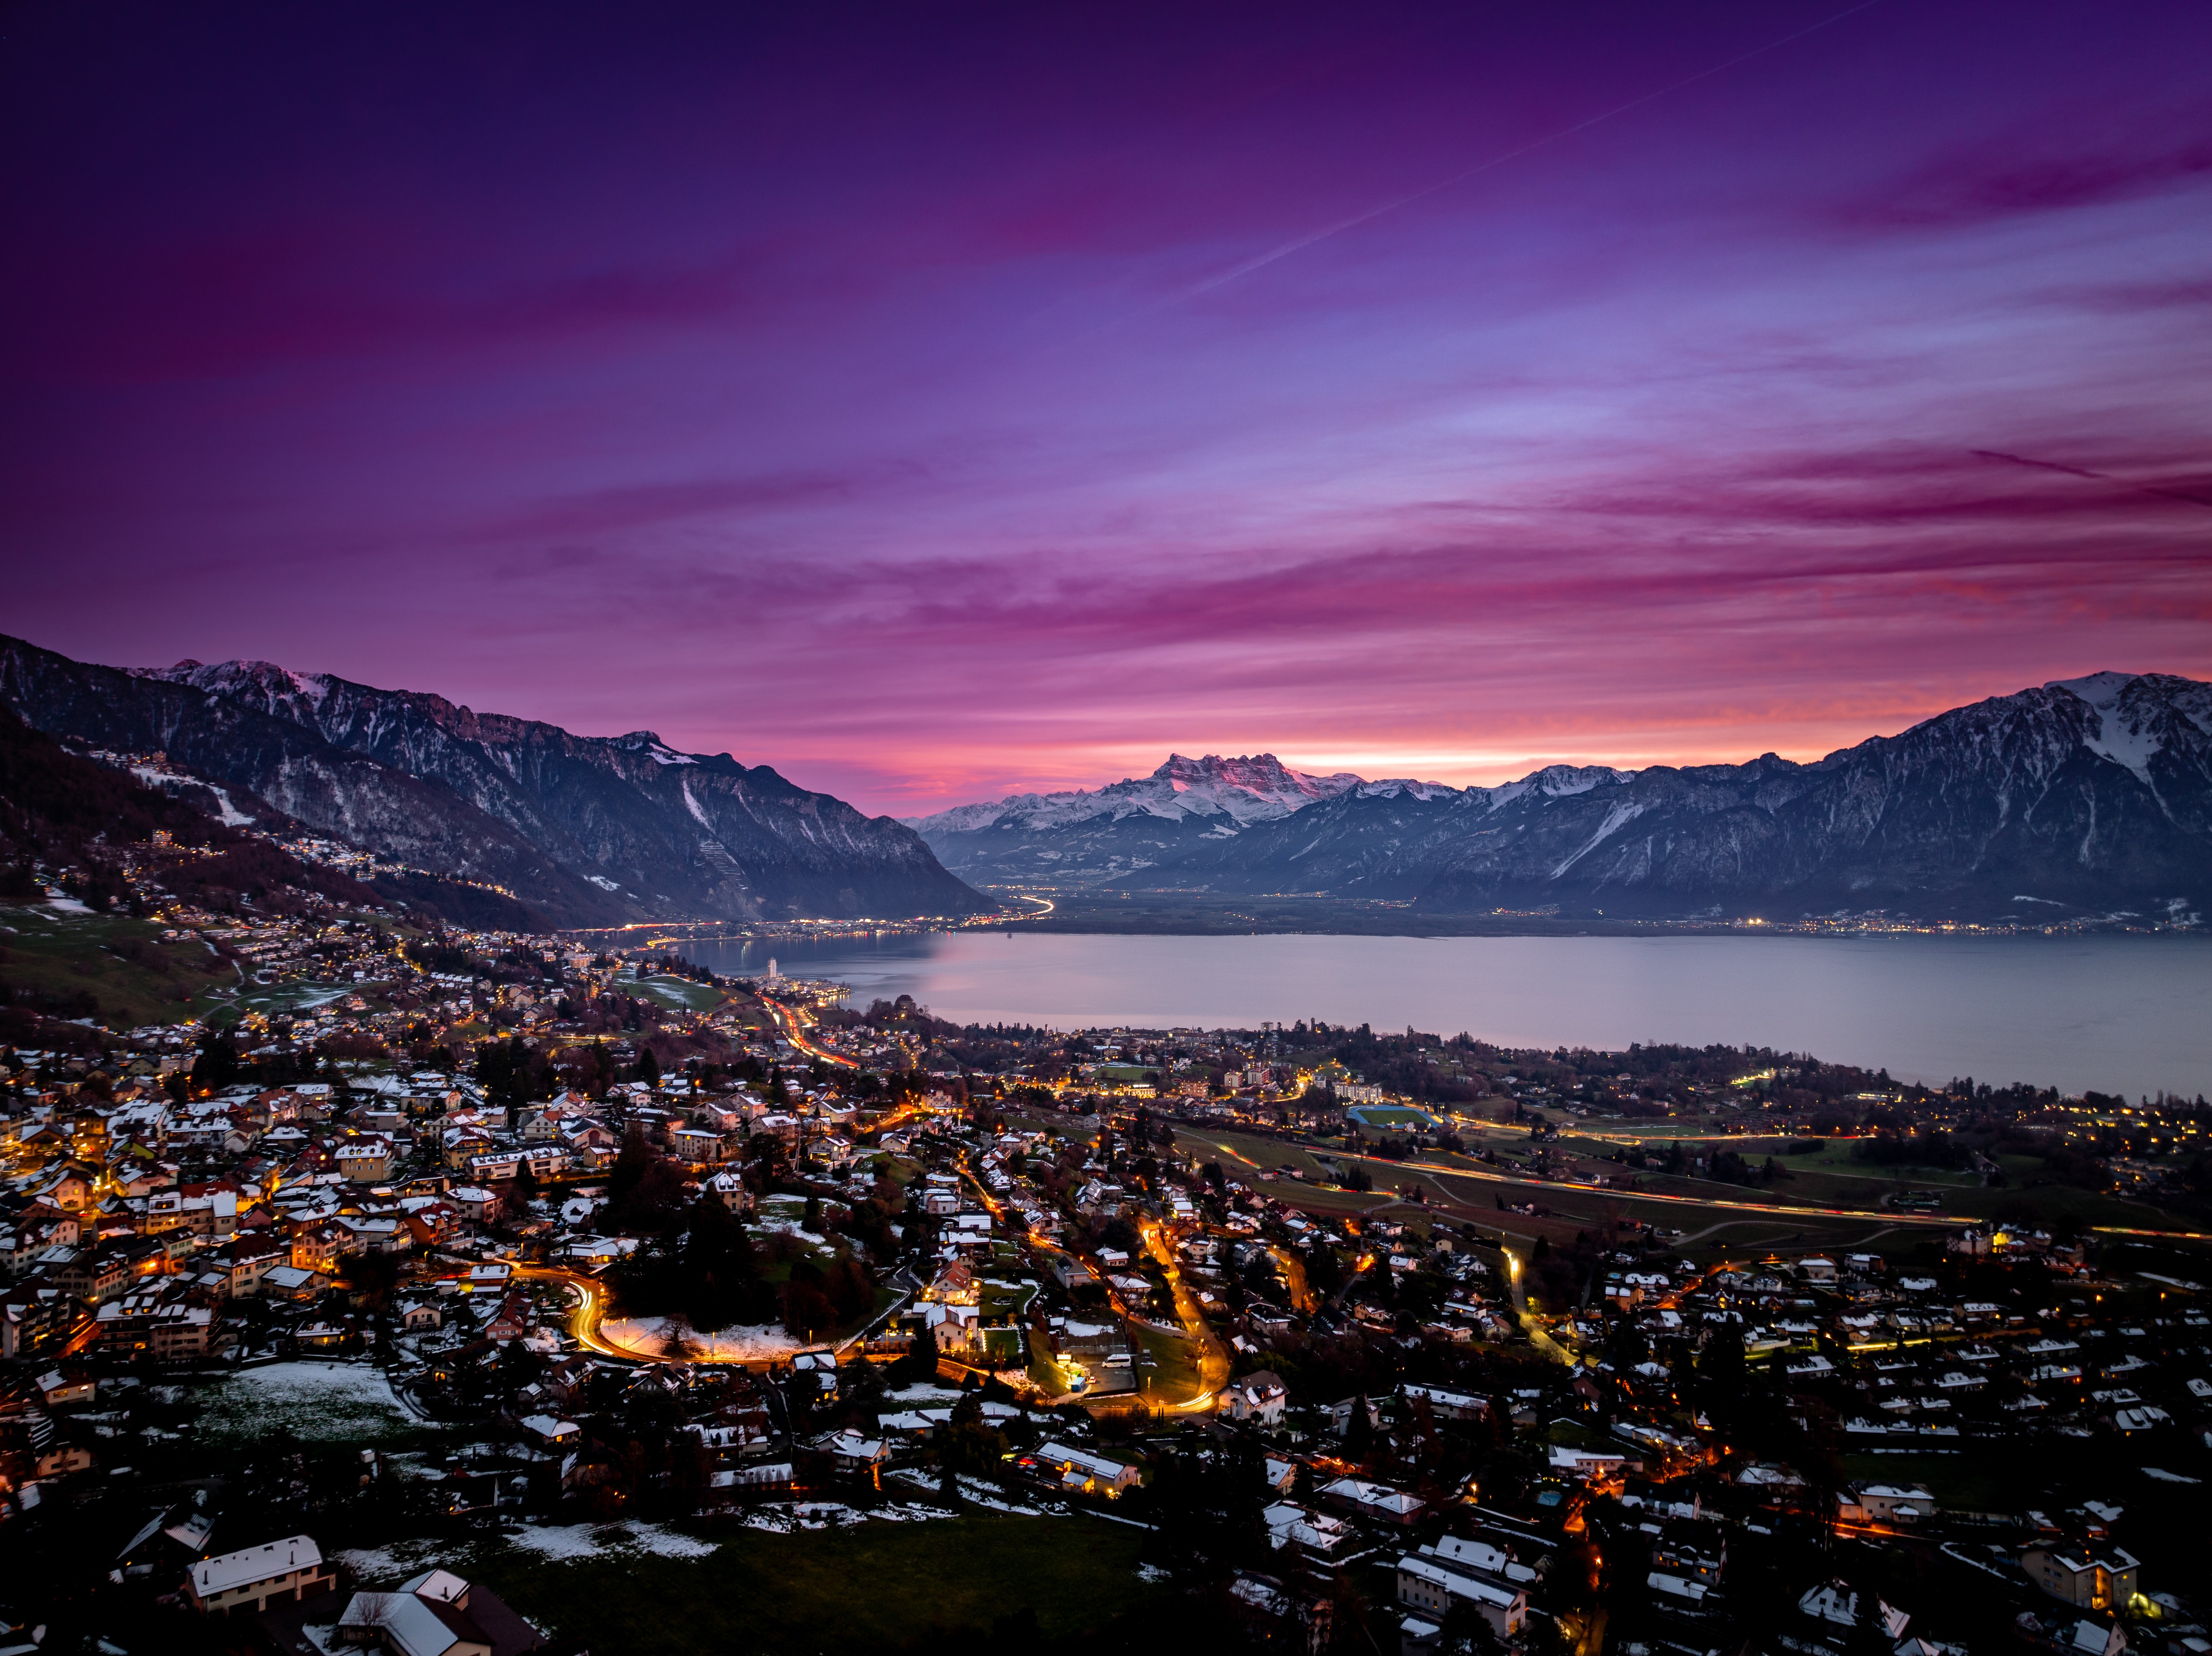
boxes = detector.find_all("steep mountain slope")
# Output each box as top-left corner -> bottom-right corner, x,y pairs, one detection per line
0,637 -> 990,925
1416,674 -> 2212,919
0,636 -> 608,920
913,677 -> 2212,920
0,705 -> 378,920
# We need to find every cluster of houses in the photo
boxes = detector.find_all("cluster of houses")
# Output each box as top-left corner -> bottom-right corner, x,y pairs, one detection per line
5,877 -> 2210,1654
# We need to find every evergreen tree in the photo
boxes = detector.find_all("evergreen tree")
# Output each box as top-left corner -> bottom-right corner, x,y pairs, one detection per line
783,1261 -> 837,1340
1696,1324 -> 1746,1421
190,1028 -> 240,1094
893,1320 -> 942,1387
683,1195 -> 761,1329
1343,1395 -> 1375,1464
1437,1599 -> 1507,1656
1143,1441 -> 1268,1585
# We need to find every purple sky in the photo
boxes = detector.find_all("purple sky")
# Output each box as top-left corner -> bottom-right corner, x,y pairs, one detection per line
5,1 -> 2209,813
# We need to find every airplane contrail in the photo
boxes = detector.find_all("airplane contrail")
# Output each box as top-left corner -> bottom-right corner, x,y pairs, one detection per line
1171,0 -> 1888,307
1971,449 -> 2212,511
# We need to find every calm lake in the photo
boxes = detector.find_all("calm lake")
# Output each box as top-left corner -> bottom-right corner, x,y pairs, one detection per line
677,931 -> 2212,1099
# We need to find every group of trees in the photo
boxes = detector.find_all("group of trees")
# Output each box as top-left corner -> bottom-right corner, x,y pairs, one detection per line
473,1031 -> 704,1112
608,1186 -> 881,1342
475,1034 -> 553,1114
600,1122 -> 891,1341
603,1125 -> 694,1231
180,1023 -> 354,1096
1850,1126 -> 1971,1170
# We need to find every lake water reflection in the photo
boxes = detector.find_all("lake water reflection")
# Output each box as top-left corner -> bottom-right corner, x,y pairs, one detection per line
678,930 -> 2212,1099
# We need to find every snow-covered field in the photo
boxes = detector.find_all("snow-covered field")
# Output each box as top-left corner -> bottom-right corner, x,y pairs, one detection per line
338,1506 -> 997,1581
334,1536 -> 456,1583
878,1383 -> 970,1404
600,1316 -> 811,1362
198,1361 -> 414,1442
754,1196 -> 830,1247
885,1469 -> 1056,1516
507,1521 -> 720,1562
338,1521 -> 718,1583
735,1502 -> 948,1532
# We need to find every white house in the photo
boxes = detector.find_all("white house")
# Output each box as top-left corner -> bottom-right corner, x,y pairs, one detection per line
187,1535 -> 338,1616
1224,1370 -> 1288,1425
1396,1553 -> 1526,1638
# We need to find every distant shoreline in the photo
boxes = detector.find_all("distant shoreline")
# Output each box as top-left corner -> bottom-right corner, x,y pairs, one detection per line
997,891 -> 2202,941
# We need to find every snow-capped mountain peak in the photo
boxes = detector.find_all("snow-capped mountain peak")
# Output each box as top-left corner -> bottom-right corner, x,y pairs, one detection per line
1478,763 -> 1638,811
909,752 -> 1368,834
2046,671 -> 2212,787
2048,670 -> 2137,708
611,730 -> 698,765
1151,752 -> 1364,814
138,657 -> 335,713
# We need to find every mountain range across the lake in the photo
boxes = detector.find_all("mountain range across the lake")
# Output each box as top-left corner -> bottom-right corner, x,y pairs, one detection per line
1,633 -> 2206,928
908,672 -> 2212,925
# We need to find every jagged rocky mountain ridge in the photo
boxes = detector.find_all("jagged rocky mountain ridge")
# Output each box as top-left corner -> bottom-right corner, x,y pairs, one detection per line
907,752 -> 1507,890
0,636 -> 991,927
910,674 -> 2212,921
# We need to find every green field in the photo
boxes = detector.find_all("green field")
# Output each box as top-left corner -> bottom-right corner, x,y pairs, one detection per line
1346,1105 -> 1437,1128
1727,1137 -> 1983,1186
467,1514 -> 1169,1654
1181,1122 -> 1951,1260
978,1277 -> 1038,1318
1128,1321 -> 1205,1402
213,978 -> 361,1024
0,899 -> 233,1027
627,971 -> 728,1013
1568,1120 -> 1739,1142
1175,1117 -> 2202,1263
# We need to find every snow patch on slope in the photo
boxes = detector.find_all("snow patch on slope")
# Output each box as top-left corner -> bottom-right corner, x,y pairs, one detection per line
1550,800 -> 1644,878
129,764 -> 255,826
2048,671 -> 2136,707
203,785 -> 254,828
681,776 -> 715,830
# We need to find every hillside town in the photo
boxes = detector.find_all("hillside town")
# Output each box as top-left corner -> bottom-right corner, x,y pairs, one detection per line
3,862 -> 2212,1656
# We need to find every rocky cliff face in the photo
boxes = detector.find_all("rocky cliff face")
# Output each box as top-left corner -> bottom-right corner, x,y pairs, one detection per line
0,637 -> 991,926
913,677 -> 2212,922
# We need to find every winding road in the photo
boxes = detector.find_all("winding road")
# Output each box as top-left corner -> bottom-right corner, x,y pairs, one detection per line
759,994 -> 856,1069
